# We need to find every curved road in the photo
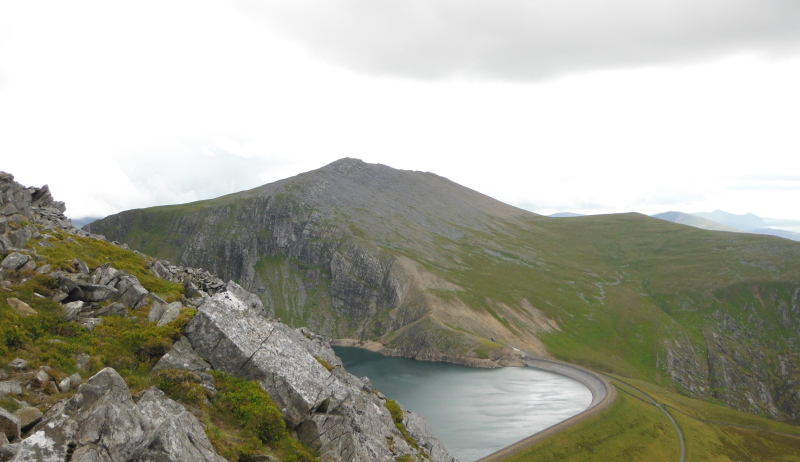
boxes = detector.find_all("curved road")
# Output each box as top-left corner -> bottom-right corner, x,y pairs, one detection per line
475,353 -> 617,462
607,376 -> 685,462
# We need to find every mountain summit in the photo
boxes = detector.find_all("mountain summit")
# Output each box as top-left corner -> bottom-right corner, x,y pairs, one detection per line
89,158 -> 800,421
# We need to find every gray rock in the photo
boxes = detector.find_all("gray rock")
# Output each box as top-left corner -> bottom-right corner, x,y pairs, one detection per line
114,275 -> 149,309
68,373 -> 82,387
149,261 -> 171,281
94,302 -> 125,317
0,442 -> 18,462
126,388 -> 227,462
75,283 -> 119,303
34,264 -> 50,275
0,409 -> 19,442
0,253 -> 29,272
225,280 -> 266,316
156,302 -> 182,326
90,263 -> 118,286
0,381 -> 21,396
62,301 -> 84,321
11,367 -> 226,462
0,236 -> 12,252
33,370 -> 49,385
57,377 -> 72,393
0,432 -> 7,446
147,302 -> 164,324
14,367 -> 146,462
404,411 -> 459,462
8,360 -> 26,371
153,337 -> 211,373
12,408 -> 42,433
8,228 -> 33,249
185,289 -> 454,462
79,318 -> 103,332
74,259 -> 90,275
4,299 -> 35,318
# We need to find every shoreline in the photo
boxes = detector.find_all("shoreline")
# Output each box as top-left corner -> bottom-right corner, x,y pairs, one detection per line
329,338 -> 522,369
331,340 -> 617,462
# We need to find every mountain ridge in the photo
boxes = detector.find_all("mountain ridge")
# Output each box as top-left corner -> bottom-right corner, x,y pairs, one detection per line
88,158 -> 800,423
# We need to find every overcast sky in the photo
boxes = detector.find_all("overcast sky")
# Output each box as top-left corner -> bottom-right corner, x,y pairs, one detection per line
1,0 -> 799,230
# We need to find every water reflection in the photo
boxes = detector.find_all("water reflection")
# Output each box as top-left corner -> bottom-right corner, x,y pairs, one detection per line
334,347 -> 592,462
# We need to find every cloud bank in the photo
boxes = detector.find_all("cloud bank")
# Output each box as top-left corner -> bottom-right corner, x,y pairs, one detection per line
240,0 -> 800,80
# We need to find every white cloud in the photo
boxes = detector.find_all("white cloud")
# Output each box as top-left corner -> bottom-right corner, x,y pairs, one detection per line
238,0 -> 800,80
0,1 -> 798,224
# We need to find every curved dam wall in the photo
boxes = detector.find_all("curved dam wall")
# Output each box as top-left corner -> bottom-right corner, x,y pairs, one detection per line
476,355 -> 617,462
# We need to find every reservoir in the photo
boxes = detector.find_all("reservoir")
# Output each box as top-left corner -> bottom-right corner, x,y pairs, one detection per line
334,347 -> 593,462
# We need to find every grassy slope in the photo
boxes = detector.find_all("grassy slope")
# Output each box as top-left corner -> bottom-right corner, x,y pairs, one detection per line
506,376 -> 800,462
91,199 -> 800,391
412,213 -> 800,381
0,230 -> 316,462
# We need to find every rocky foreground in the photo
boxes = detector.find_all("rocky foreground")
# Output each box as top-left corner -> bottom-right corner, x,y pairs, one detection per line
0,171 -> 458,462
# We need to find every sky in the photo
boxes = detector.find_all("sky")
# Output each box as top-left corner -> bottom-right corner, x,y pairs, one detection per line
1,0 -> 799,231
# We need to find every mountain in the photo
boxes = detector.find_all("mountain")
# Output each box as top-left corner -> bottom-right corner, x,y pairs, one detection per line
694,210 -> 766,231
71,216 -> 101,227
652,211 -> 744,233
549,212 -> 585,218
88,158 -> 800,422
657,210 -> 800,242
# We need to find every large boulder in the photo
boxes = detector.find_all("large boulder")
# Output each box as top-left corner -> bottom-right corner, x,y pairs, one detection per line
156,302 -> 182,326
0,381 -> 22,396
185,289 -> 457,462
5,299 -> 36,318
13,408 -> 42,433
126,388 -> 225,462
0,253 -> 29,272
114,275 -> 149,309
152,337 -> 210,373
75,283 -> 119,303
0,408 -> 20,442
10,368 -> 226,462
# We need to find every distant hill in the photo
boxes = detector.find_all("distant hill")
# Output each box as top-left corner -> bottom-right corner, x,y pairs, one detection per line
652,211 -> 744,233
693,210 -> 765,231
72,216 -> 101,227
549,212 -> 585,218
684,210 -> 800,242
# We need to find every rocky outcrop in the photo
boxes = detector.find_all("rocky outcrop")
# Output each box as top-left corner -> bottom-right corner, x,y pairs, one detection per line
0,172 -> 109,249
9,367 -> 226,462
184,288 -> 458,462
1,170 -> 458,462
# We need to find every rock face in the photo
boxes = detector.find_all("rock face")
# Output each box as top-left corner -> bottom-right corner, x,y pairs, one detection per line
87,159 -> 533,364
10,367 -> 226,462
184,288 -> 458,462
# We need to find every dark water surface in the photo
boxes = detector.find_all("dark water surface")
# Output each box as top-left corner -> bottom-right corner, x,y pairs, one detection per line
334,347 -> 592,462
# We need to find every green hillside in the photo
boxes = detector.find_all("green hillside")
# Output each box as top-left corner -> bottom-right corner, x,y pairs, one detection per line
88,159 -> 800,425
